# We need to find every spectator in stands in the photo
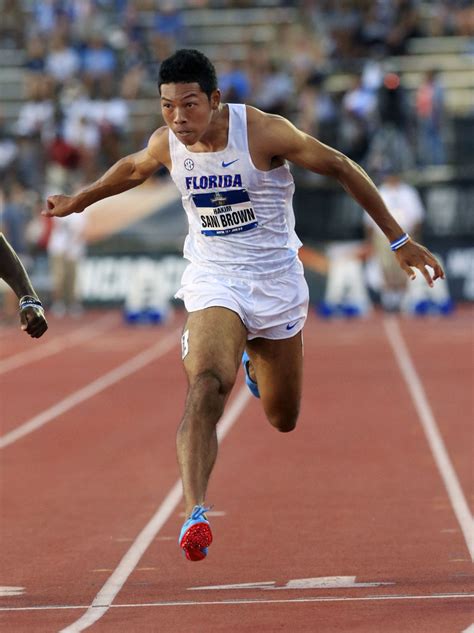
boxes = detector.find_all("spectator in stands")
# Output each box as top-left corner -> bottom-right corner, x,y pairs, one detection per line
366,71 -> 415,177
355,5 -> 391,55
0,115 -> 18,181
415,68 -> 446,165
31,0 -> 57,35
385,0 -> 422,55
296,73 -> 338,148
275,22 -> 327,90
25,195 -> 54,259
251,59 -> 294,117
361,49 -> 385,93
92,82 -> 130,167
342,73 -> 378,126
151,1 -> 186,61
62,81 -> 101,180
65,0 -> 109,43
95,0 -> 129,12
15,133 -> 47,193
47,212 -> 87,317
14,82 -> 56,190
153,1 -> 186,43
16,82 -> 55,143
120,39 -> 148,100
45,32 -> 81,87
121,1 -> 148,47
23,35 -> 47,95
217,59 -> 251,103
81,33 -> 117,93
0,0 -> 25,48
325,3 -> 361,61
1,181 -> 31,264
46,130 -> 82,193
364,165 -> 425,312
339,73 -> 376,162
426,0 -> 474,37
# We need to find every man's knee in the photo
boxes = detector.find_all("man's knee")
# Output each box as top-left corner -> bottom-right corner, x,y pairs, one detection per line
179,371 -> 232,432
186,369 -> 235,413
191,369 -> 234,395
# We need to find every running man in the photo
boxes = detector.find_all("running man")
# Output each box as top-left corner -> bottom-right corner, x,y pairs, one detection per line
42,49 -> 444,561
0,233 -> 48,338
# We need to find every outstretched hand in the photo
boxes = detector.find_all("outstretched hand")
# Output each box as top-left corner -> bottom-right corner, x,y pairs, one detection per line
395,240 -> 445,287
42,195 -> 82,218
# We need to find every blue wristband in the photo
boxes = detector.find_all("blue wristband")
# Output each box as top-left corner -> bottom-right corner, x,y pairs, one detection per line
19,296 -> 43,311
390,233 -> 410,251
20,301 -> 44,311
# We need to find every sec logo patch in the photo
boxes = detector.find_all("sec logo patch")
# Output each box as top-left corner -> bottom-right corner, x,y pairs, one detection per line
184,158 -> 195,171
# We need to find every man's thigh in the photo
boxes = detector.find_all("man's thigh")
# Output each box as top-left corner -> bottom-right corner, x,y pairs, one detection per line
246,332 -> 304,416
182,307 -> 248,388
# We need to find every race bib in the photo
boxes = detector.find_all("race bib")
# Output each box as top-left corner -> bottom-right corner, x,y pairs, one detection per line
192,189 -> 258,236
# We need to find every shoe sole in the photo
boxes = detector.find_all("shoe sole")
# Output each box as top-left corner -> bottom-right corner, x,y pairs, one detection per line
180,522 -> 213,562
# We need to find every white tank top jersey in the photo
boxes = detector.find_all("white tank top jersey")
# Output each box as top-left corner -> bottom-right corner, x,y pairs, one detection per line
168,103 -> 303,279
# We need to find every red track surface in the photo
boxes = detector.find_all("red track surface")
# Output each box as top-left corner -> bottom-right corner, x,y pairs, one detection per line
0,307 -> 473,633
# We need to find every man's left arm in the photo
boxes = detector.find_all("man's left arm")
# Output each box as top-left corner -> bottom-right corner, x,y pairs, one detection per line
265,116 -> 445,286
0,234 -> 48,338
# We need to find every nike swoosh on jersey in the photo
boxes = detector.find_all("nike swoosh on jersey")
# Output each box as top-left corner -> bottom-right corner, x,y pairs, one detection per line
221,159 -> 239,168
286,321 -> 299,330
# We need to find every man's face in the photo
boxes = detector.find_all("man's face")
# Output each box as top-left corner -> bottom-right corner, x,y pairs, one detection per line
160,82 -> 220,146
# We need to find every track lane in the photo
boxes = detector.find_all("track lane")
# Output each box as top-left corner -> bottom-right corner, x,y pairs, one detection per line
0,313 -> 117,376
1,311 -> 472,632
383,314 -> 473,561
0,317 -> 180,435
97,312 -> 473,632
0,329 -> 184,630
394,308 -> 473,514
0,312 -> 111,359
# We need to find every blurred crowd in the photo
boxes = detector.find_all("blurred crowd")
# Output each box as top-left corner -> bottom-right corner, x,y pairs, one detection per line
0,0 -> 471,316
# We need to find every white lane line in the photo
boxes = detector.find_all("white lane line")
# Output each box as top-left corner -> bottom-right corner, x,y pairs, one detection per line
0,329 -> 180,449
0,592 -> 472,612
59,386 -> 250,633
0,314 -> 117,375
383,316 -> 474,562
189,577 -> 394,591
0,586 -> 24,596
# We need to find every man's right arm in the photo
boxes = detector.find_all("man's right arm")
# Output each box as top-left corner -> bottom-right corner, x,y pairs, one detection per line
0,234 -> 48,338
43,127 -> 169,218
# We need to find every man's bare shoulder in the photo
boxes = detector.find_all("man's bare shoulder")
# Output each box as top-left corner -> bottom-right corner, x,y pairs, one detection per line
245,105 -> 302,155
148,125 -> 170,152
147,125 -> 171,166
245,105 -> 287,129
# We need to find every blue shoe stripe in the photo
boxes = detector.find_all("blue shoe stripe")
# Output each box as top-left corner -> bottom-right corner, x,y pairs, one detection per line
242,351 -> 260,398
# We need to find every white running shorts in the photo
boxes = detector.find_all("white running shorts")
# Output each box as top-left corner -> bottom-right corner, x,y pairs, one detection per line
175,260 -> 309,340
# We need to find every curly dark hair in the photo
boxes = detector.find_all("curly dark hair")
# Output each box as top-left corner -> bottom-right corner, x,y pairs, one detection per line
158,49 -> 218,99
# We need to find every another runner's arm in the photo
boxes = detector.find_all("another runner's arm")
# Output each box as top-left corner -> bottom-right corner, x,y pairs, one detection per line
42,127 -> 169,218
0,233 -> 38,298
0,234 -> 48,337
261,114 -> 444,285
